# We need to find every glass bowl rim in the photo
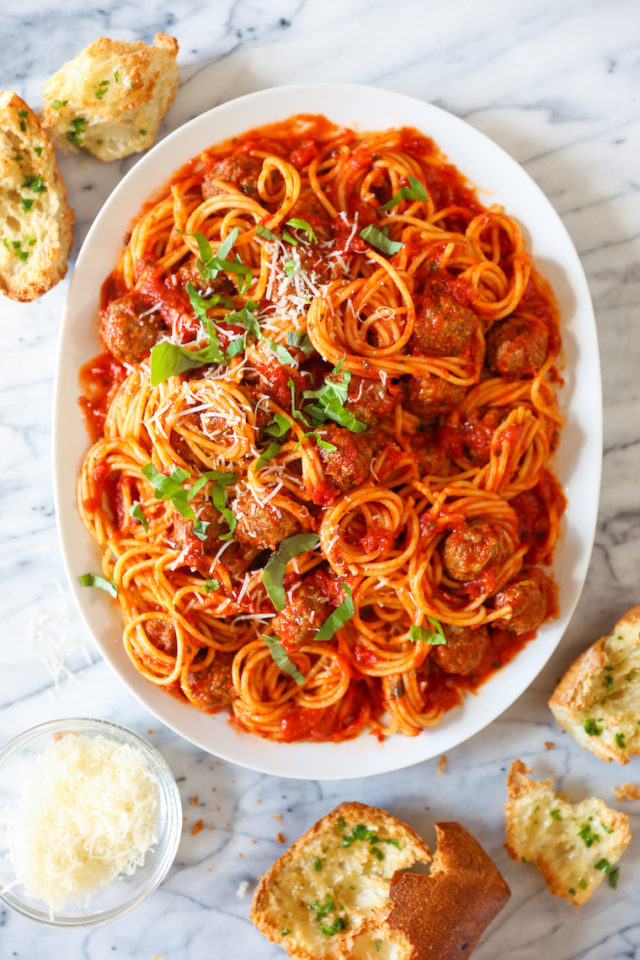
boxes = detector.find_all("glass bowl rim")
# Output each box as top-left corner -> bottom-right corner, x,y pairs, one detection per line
0,716 -> 182,926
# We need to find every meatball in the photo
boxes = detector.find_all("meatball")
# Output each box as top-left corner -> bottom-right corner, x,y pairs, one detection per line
100,294 -> 163,364
345,375 -> 401,427
486,316 -> 548,379
173,497 -> 227,554
433,623 -> 490,675
287,196 -> 334,244
272,580 -> 333,648
412,280 -> 480,357
145,618 -> 177,657
174,258 -> 236,298
415,442 -> 458,478
231,490 -> 299,550
187,652 -> 235,710
202,155 -> 263,198
442,520 -> 512,581
493,568 -> 553,634
318,424 -> 374,492
247,339 -> 306,408
408,375 -> 466,420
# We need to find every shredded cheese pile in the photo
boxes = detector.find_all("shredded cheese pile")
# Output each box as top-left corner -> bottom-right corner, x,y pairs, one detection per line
7,733 -> 160,912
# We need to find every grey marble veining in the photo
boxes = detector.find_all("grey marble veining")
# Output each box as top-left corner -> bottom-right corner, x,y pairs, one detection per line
1,0 -> 640,956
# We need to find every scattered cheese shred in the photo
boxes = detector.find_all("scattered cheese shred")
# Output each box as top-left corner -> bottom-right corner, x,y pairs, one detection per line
6,733 -> 160,912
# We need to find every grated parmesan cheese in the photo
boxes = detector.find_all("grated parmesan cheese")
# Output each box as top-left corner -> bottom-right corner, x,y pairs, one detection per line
6,733 -> 160,913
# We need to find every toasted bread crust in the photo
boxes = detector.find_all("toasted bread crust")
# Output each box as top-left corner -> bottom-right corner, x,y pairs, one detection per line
505,760 -> 631,907
0,91 -> 74,301
41,33 -> 179,161
251,802 -> 431,960
549,603 -> 640,764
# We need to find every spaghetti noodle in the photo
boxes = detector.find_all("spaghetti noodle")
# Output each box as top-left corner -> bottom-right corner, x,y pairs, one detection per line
77,114 -> 566,742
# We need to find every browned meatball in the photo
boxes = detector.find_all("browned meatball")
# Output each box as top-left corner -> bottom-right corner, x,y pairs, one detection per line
202,155 -> 263,198
433,623 -> 489,675
493,568 -> 553,634
318,424 -> 373,492
345,375 -> 401,427
173,497 -> 227,554
486,316 -> 548,379
442,520 -> 512,581
415,443 -> 458,478
187,652 -> 235,710
231,490 -> 299,550
100,294 -> 163,364
412,280 -> 480,357
145,618 -> 177,657
408,375 -> 466,420
272,581 -> 332,648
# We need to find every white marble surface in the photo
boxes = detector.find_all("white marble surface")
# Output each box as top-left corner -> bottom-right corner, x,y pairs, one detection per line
1,0 -> 639,956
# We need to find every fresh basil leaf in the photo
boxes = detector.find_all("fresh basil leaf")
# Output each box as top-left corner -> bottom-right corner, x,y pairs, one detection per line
183,227 -> 252,293
286,330 -> 314,355
313,584 -> 354,642
142,463 -> 191,501
264,634 -> 304,685
256,442 -> 281,469
302,359 -> 367,434
203,578 -> 220,593
79,573 -> 118,597
359,224 -> 403,256
129,502 -> 149,532
409,618 -> 447,645
380,175 -> 428,211
210,478 -> 236,541
284,259 -> 296,278
263,533 -> 320,611
286,218 -> 317,243
263,337 -> 296,365
288,377 -> 307,424
186,470 -> 237,501
226,302 -> 261,338
186,282 -> 233,320
256,224 -> 279,241
281,229 -> 297,246
293,431 -> 338,453
226,334 -> 247,358
265,413 -> 291,438
192,518 -> 210,541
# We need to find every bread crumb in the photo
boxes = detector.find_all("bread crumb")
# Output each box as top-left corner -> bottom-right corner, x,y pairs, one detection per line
276,832 -> 286,844
256,798 -> 262,804
189,795 -> 199,806
544,741 -> 554,750
191,819 -> 204,837
613,783 -> 640,801
236,880 -> 250,898
438,755 -> 447,776
147,728 -> 154,734
273,813 -> 282,821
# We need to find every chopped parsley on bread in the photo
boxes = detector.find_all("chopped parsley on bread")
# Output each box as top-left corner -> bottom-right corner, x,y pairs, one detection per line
0,91 -> 74,301
251,802 -> 510,960
41,33 -> 179,162
549,603 -> 640,763
505,760 -> 631,906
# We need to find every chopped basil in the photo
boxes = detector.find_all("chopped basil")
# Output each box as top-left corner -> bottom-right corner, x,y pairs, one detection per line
584,718 -> 602,736
183,228 -> 252,294
303,357 -> 367,433
224,300 -> 296,365
21,198 -> 34,212
293,431 -> 338,453
284,259 -> 295,278
265,413 -> 291,438
313,584 -> 354,642
286,330 -> 314,355
255,224 -> 279,241
142,464 -> 237,541
550,808 -> 562,821
608,867 -> 620,888
262,533 -> 320,610
594,858 -> 611,873
281,229 -> 297,245
129,502 -> 149,532
409,618 -> 446,645
286,218 -> 317,242
577,823 -> 600,848
380,175 -> 428,211
288,378 -> 307,424
255,442 -> 281,469
264,634 -> 304,684
192,518 -> 210,541
22,175 -> 46,193
203,578 -> 220,593
615,731 -> 626,749
203,472 -> 237,541
359,224 -> 403,256
79,573 -> 118,597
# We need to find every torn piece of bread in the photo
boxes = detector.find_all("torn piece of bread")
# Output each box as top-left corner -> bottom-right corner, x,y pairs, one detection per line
549,603 -> 640,764
613,783 -> 640,801
505,759 -> 631,906
250,802 -> 431,960
338,822 -> 510,960
41,33 -> 179,162
0,91 -> 74,301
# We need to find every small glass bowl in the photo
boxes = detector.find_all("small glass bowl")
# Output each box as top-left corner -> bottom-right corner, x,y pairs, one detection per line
0,717 -> 182,926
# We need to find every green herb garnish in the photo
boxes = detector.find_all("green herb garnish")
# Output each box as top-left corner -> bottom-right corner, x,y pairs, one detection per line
584,718 -> 602,736
550,808 -> 562,821
303,357 -> 367,433
21,198 -> 34,212
203,578 -> 220,593
265,413 -> 291,438
594,858 -> 611,873
264,634 -> 304,685
380,175 -> 428,211
262,533 -> 320,610
313,584 -> 354,642
79,573 -> 118,597
95,79 -> 110,99
286,218 -> 317,242
359,224 -> 403,256
255,442 -> 281,469
286,330 -> 314,355
615,732 -> 626,749
184,227 -> 252,294
409,618 -> 446,645
22,175 -> 46,193
33,145 -> 43,156
608,867 -> 619,888
313,857 -> 324,871
66,116 -> 87,147
320,917 -> 348,936
577,823 -> 600,848
255,224 -> 279,241
578,878 -> 588,890
129,502 -> 149,532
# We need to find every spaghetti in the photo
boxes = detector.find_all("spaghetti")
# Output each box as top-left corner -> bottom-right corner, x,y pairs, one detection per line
77,114 -> 566,742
